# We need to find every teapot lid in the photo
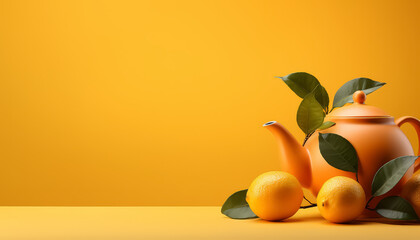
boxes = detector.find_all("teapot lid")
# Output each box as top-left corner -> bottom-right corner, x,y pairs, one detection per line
327,91 -> 391,118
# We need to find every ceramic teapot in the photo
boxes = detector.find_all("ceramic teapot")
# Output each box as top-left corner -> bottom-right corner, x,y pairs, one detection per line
264,91 -> 420,200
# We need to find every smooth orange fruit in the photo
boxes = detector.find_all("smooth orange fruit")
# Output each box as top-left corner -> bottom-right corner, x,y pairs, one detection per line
317,176 -> 366,223
401,170 -> 420,217
246,171 -> 303,221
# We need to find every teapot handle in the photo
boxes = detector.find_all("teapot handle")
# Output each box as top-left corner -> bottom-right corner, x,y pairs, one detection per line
396,116 -> 420,173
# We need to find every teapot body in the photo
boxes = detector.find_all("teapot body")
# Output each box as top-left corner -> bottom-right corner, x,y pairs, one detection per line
305,117 -> 414,199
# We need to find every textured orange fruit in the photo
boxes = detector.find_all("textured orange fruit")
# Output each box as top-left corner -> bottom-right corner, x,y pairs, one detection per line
317,176 -> 366,223
401,170 -> 420,217
246,171 -> 303,221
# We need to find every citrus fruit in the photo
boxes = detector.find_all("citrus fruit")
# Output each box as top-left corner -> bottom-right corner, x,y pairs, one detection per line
401,170 -> 420,217
317,176 -> 366,223
246,171 -> 303,221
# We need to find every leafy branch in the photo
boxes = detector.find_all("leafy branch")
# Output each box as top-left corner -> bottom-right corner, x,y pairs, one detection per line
278,73 -> 385,146
364,156 -> 419,220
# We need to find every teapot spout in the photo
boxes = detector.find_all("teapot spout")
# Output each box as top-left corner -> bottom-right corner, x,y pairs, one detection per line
264,121 -> 312,188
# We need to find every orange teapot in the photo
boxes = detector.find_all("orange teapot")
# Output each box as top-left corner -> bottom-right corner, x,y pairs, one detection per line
264,91 -> 420,203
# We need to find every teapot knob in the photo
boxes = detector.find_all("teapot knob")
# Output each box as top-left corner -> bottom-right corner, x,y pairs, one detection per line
353,91 -> 366,104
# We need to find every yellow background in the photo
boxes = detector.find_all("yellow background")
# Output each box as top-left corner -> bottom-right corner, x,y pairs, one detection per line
0,0 -> 419,205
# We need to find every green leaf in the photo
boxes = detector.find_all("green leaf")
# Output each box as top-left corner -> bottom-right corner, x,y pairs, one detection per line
314,85 -> 329,112
332,78 -> 386,108
376,196 -> 419,220
277,72 -> 329,111
277,72 -> 320,98
371,156 -> 418,197
297,93 -> 325,134
221,189 -> 258,219
318,133 -> 358,173
318,121 -> 336,130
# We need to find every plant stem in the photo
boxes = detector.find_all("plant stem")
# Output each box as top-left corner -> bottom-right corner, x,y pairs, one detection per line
365,196 -> 375,210
300,203 -> 317,209
366,196 -> 374,206
301,195 -> 317,209
366,206 -> 375,211
302,131 -> 315,146
303,195 -> 315,205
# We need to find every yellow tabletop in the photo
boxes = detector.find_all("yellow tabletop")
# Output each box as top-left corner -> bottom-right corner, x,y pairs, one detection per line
0,207 -> 418,239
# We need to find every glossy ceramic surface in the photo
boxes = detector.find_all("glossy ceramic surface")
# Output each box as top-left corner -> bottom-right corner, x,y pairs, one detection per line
265,91 -> 420,211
